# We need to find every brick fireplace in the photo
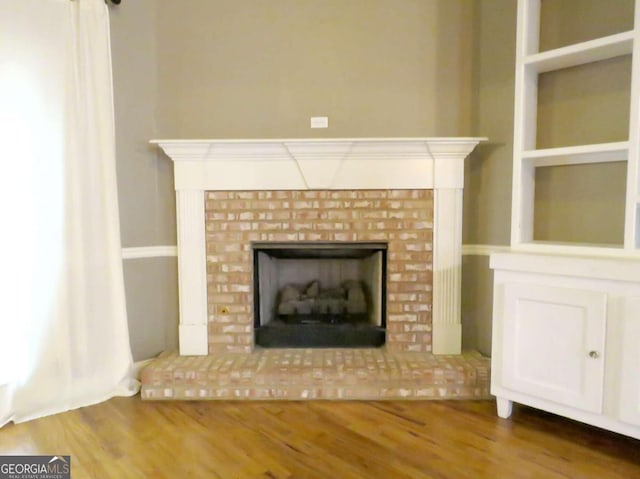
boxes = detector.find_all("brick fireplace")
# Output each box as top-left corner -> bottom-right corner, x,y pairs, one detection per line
141,138 -> 491,401
205,188 -> 433,353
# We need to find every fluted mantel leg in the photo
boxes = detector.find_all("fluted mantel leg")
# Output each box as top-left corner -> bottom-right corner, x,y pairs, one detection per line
432,188 -> 463,354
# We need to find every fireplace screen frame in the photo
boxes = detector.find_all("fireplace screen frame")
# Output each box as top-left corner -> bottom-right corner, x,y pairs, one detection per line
252,241 -> 388,348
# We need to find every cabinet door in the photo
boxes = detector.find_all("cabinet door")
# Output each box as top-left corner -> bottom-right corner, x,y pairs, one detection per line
619,297 -> 640,426
501,283 -> 607,414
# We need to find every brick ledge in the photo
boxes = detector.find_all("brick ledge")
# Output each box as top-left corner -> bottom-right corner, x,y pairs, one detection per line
141,349 -> 491,401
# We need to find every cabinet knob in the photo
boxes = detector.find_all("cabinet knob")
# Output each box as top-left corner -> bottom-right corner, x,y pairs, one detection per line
588,350 -> 600,359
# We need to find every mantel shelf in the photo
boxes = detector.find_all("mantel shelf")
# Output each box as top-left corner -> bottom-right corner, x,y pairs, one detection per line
152,137 -> 485,191
151,137 -> 486,162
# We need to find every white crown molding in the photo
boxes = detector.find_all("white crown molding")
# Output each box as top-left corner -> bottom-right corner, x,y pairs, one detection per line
121,245 -> 178,260
150,137 -> 486,161
151,137 -> 485,191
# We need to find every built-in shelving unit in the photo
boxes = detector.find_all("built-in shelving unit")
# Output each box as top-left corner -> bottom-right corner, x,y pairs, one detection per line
491,0 -> 640,443
511,0 -> 640,253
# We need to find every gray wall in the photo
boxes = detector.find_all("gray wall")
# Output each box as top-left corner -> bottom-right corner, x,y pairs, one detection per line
461,0 -> 517,355
110,0 -> 178,361
156,0 -> 474,138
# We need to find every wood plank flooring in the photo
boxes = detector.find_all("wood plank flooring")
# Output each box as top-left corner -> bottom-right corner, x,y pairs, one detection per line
0,397 -> 638,478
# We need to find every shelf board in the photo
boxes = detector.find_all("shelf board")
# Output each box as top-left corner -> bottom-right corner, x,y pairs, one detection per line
524,31 -> 634,73
511,241 -> 640,259
522,142 -> 629,167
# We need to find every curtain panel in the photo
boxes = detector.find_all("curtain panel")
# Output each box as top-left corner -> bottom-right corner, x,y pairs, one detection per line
0,0 -> 138,426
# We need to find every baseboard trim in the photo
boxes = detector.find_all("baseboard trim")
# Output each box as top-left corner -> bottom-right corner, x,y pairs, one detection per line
122,245 -> 177,260
462,244 -> 511,256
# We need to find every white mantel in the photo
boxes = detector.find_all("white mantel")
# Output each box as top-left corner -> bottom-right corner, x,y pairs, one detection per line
153,138 -> 484,355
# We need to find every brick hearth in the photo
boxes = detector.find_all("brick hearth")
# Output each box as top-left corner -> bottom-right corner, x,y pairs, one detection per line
141,349 -> 490,400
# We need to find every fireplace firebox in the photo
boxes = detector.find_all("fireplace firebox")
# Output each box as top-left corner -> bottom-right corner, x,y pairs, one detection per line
253,242 -> 387,348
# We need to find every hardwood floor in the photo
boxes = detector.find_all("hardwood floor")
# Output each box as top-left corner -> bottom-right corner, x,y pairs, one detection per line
0,397 -> 638,478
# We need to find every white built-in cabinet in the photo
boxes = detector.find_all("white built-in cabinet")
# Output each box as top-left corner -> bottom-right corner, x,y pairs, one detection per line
490,0 -> 640,441
491,254 -> 640,440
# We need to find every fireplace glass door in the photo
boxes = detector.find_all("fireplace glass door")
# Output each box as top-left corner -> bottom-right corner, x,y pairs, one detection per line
253,242 -> 387,348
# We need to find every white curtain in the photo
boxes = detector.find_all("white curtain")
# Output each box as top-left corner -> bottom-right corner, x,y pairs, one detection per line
0,0 -> 138,426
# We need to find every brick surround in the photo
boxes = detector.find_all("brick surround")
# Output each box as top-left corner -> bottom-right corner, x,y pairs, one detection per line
205,189 -> 434,354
